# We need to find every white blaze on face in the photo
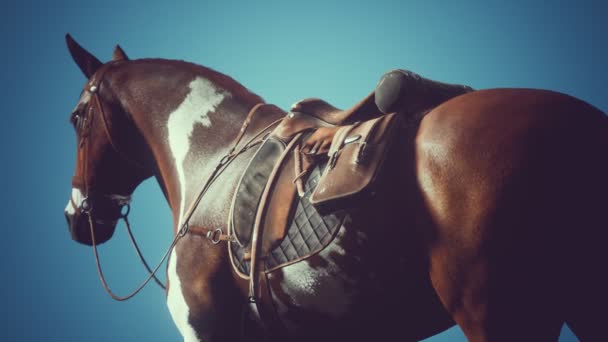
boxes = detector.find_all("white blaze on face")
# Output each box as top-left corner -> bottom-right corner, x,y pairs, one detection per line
65,91 -> 93,216
65,188 -> 85,215
166,77 -> 230,341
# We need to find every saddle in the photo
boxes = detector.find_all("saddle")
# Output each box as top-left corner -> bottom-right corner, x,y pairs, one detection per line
227,69 -> 472,318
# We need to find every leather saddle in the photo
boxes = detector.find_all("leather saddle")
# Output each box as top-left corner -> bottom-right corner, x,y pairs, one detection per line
227,69 -> 472,301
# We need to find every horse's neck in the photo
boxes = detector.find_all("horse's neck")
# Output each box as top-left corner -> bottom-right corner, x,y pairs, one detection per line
120,68 -> 259,230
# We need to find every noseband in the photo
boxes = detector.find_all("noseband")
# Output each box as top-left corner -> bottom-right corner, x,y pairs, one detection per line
71,69 -> 282,300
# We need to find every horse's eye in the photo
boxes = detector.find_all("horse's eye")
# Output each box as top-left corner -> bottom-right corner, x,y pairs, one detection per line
71,112 -> 87,133
70,110 -> 78,123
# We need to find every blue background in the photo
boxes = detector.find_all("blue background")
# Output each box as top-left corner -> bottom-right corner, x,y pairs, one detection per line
2,0 -> 606,340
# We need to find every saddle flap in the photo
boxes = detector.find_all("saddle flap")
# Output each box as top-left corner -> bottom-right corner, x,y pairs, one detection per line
231,137 -> 285,246
260,147 -> 299,256
309,112 -> 403,214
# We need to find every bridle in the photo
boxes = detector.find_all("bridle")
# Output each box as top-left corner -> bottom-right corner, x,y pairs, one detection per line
70,67 -> 283,300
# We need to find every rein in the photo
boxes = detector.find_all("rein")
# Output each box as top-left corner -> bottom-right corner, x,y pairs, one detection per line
72,71 -> 282,300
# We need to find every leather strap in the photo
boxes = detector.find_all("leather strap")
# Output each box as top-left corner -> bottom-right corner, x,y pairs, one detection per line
247,271 -> 287,338
88,64 -> 149,170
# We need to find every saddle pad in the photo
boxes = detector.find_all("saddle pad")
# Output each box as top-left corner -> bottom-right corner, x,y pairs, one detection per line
230,161 -> 345,276
231,137 -> 285,246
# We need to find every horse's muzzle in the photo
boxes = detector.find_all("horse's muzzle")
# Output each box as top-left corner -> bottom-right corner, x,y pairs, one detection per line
65,210 -> 116,246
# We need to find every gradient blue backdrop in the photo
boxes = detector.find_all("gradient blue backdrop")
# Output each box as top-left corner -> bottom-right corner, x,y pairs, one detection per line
2,0 -> 606,340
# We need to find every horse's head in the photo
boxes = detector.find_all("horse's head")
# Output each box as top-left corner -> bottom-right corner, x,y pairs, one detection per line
64,34 -> 153,246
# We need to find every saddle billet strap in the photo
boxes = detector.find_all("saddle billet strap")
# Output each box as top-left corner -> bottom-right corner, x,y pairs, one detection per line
293,144 -> 307,197
293,137 -> 327,198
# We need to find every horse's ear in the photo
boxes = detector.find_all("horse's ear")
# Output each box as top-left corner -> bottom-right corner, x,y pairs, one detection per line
112,44 -> 129,61
65,33 -> 102,78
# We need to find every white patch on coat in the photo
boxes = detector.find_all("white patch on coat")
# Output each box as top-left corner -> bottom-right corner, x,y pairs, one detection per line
167,77 -> 230,226
279,226 -> 355,317
167,249 -> 199,342
65,188 -> 84,215
165,77 -> 230,342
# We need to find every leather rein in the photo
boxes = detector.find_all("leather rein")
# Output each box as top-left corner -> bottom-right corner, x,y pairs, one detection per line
71,69 -> 282,300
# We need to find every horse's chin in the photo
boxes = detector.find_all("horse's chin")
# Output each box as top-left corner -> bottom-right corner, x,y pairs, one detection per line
68,215 -> 117,246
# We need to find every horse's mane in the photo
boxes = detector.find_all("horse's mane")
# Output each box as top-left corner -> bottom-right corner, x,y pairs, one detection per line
119,58 -> 265,105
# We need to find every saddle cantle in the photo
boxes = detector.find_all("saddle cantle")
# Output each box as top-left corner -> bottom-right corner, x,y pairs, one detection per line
375,69 -> 473,114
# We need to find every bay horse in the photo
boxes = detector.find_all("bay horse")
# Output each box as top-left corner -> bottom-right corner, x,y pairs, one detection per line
63,34 -> 607,342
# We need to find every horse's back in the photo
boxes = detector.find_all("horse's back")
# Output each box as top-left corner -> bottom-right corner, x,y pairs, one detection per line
417,88 -> 608,236
415,88 -> 608,340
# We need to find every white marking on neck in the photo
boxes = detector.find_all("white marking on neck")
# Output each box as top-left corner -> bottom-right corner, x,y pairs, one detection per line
165,77 -> 230,341
65,188 -> 84,215
167,77 -> 230,226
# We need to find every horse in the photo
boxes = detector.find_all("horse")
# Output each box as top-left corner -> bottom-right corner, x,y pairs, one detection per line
62,34 -> 607,342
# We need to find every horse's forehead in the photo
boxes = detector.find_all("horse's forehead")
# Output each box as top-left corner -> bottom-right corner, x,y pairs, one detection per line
72,88 -> 92,112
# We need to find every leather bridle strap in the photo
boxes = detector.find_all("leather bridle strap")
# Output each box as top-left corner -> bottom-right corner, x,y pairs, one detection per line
88,212 -> 178,301
123,213 -> 167,289
89,79 -> 148,170
83,102 -> 282,300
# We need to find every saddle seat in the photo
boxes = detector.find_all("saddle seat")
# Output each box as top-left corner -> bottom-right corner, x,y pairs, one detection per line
290,91 -> 381,126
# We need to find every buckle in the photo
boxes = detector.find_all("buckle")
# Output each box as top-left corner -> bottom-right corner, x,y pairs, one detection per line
178,222 -> 189,238
344,134 -> 361,145
356,142 -> 368,164
329,151 -> 340,169
119,203 -> 131,218
206,228 -> 224,245
80,197 -> 92,214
